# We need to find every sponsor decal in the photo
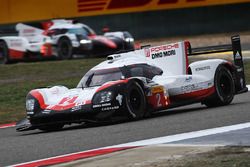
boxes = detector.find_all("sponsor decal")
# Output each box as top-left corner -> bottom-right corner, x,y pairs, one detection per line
147,88 -> 169,108
235,51 -> 242,60
101,106 -> 119,111
114,55 -> 121,59
240,78 -> 244,88
75,101 -> 86,106
155,93 -> 162,107
181,83 -> 200,93
185,76 -> 192,82
144,48 -> 150,57
42,110 -> 51,114
22,28 -> 35,34
149,43 -> 178,59
71,105 -> 82,112
116,94 -> 123,106
195,66 -> 210,71
93,103 -> 112,108
150,44 -> 179,53
151,50 -> 176,59
77,0 -> 210,13
151,86 -> 164,93
177,81 -> 213,94
1,0 -> 249,25
9,39 -> 23,47
93,102 -> 120,111
78,0 -> 107,12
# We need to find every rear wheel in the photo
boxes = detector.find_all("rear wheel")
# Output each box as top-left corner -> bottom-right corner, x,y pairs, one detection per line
123,31 -> 135,51
126,81 -> 146,119
203,65 -> 235,107
57,37 -> 73,60
0,41 -> 10,64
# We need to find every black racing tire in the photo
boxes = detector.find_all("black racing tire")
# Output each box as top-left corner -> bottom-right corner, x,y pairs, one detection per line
123,31 -> 135,51
203,65 -> 235,107
126,81 -> 146,120
0,41 -> 11,64
38,124 -> 64,132
125,43 -> 135,51
57,37 -> 73,60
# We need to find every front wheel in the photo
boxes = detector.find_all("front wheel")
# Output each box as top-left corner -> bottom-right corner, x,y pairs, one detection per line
57,37 -> 73,60
203,65 -> 235,107
0,41 -> 10,64
126,81 -> 146,120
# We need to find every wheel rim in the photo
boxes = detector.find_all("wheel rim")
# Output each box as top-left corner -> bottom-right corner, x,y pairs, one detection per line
219,74 -> 232,97
0,43 -> 7,63
60,41 -> 70,57
0,46 -> 4,62
129,89 -> 141,111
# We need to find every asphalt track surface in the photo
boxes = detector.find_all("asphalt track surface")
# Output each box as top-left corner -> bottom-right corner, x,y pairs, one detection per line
0,91 -> 250,166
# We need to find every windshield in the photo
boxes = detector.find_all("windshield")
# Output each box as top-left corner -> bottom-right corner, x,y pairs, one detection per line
67,28 -> 89,36
76,64 -> 163,88
77,68 -> 123,88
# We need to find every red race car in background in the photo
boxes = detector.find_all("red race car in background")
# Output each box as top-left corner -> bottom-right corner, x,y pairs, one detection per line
0,19 -> 135,64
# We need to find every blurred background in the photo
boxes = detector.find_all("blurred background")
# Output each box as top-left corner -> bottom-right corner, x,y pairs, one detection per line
0,0 -> 250,39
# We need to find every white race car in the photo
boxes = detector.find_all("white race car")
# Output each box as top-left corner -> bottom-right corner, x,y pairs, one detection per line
16,35 -> 247,131
0,19 -> 135,64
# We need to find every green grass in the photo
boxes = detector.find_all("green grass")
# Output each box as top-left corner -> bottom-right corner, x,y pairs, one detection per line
0,58 -> 105,124
158,146 -> 250,167
0,58 -> 249,124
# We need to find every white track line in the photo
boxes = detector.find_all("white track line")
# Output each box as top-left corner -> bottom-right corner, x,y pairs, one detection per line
247,85 -> 250,90
108,122 -> 250,147
10,122 -> 250,167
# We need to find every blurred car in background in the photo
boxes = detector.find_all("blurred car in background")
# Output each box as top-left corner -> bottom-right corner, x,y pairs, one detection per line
0,19 -> 135,64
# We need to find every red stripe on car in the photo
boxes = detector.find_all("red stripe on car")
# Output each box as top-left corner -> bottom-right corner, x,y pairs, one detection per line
9,49 -> 24,59
90,36 -> 117,49
30,90 -> 48,109
172,86 -> 215,101
96,79 -> 129,92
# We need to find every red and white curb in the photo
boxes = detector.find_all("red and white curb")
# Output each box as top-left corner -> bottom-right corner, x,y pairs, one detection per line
10,122 -> 250,167
10,147 -> 137,167
0,122 -> 16,129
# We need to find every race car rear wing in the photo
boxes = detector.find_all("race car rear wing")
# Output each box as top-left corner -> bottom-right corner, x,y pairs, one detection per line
189,35 -> 248,94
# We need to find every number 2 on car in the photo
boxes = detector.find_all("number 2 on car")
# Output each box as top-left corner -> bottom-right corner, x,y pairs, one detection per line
148,86 -> 169,108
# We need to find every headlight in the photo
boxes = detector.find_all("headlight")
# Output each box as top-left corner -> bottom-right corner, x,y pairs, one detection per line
93,91 -> 113,104
125,37 -> 134,43
26,99 -> 35,111
80,39 -> 92,44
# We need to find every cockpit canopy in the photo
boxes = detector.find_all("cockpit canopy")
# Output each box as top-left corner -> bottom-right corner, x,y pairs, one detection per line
47,24 -> 96,37
77,63 -> 163,88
